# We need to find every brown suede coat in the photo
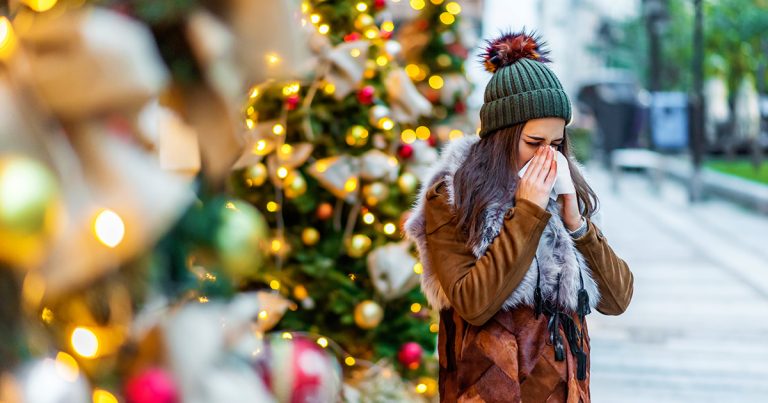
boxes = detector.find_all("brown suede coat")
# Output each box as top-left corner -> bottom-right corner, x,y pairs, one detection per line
423,180 -> 634,402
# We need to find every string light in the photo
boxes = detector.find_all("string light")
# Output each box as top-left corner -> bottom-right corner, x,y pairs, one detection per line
277,166 -> 289,179
41,307 -> 54,323
22,0 -> 58,12
344,177 -> 358,192
428,75 -> 444,89
381,21 -> 395,32
376,55 -> 389,66
94,209 -> 125,248
71,327 -> 99,358
449,129 -> 464,140
345,356 -> 356,366
430,323 -> 439,333
318,24 -> 330,35
355,2 -> 368,12
258,310 -> 268,320
272,123 -> 285,135
416,383 -> 428,394
439,12 -> 455,25
198,296 -> 209,303
405,64 -> 420,79
410,303 -> 422,313
413,262 -> 423,274
446,1 -> 462,14
310,14 -> 321,24
430,0 -> 444,4
270,238 -> 284,254
401,129 -> 417,144
249,87 -> 261,98
253,140 -> 270,155
323,82 -> 336,95
93,389 -> 119,403
363,212 -> 375,224
0,17 -> 17,60
270,280 -> 281,290
415,126 -> 431,140
383,222 -> 397,235
265,52 -> 281,65
379,118 -> 395,130
282,332 -> 293,339
409,0 -> 426,10
266,201 -> 280,212
317,337 -> 329,348
364,28 -> 378,39
246,118 -> 255,129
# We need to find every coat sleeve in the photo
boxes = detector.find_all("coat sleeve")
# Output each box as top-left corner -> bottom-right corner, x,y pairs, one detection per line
573,219 -> 634,315
423,181 -> 552,326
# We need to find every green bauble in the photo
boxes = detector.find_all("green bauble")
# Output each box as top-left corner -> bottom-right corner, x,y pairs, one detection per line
215,199 -> 269,280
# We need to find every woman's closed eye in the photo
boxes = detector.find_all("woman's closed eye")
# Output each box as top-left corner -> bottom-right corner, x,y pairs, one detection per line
527,142 -> 563,149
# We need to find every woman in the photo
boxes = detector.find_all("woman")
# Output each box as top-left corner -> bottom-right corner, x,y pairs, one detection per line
404,31 -> 634,402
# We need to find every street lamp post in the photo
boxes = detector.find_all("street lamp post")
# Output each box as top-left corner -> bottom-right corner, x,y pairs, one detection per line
689,0 -> 705,202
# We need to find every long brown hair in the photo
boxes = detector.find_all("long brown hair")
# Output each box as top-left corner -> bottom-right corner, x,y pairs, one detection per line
453,123 -> 599,248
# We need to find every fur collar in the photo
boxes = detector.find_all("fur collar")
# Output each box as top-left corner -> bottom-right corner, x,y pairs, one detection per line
404,135 -> 600,314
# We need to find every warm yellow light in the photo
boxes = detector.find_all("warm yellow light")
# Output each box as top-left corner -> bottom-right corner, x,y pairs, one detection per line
388,157 -> 399,167
282,332 -> 293,339
449,129 -> 464,140
272,123 -> 285,135
318,24 -> 330,35
270,239 -> 283,253
301,1 -> 310,13
22,0 -> 58,12
379,118 -> 395,131
94,209 -> 125,248
430,0 -> 444,4
266,52 -> 281,65
383,222 -> 397,235
0,17 -> 16,59
401,129 -> 417,144
198,296 -> 209,303
315,161 -> 328,173
253,140 -> 269,155
363,212 -> 375,224
53,352 -> 79,382
40,307 -> 54,323
344,177 -> 358,192
413,262 -> 423,274
376,55 -> 389,66
249,87 -> 261,98
93,389 -> 119,403
381,21 -> 395,32
266,201 -> 279,212
428,75 -> 444,89
356,2 -> 368,12
405,64 -> 421,79
415,126 -> 431,140
277,166 -> 289,179
350,48 -> 361,58
317,337 -> 329,348
440,12 -> 455,25
323,83 -> 336,95
410,0 -> 426,10
71,327 -> 99,358
416,383 -> 428,394
446,1 -> 461,14
364,28 -> 378,39
410,303 -> 422,313
430,323 -> 439,333
258,310 -> 268,320
246,118 -> 255,130
310,13 -> 321,24
345,356 -> 356,366
270,279 -> 281,290
279,144 -> 293,156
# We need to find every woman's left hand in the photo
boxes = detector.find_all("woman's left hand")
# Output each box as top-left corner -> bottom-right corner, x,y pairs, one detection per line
557,193 -> 584,232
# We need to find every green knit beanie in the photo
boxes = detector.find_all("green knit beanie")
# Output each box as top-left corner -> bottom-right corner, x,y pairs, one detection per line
479,31 -> 572,138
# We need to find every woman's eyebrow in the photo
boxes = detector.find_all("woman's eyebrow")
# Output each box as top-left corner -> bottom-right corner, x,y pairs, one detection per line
525,135 -> 564,141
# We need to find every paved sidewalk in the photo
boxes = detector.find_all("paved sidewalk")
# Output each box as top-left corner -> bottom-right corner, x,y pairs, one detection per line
584,164 -> 768,402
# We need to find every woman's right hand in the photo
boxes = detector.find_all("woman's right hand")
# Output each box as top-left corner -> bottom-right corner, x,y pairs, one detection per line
515,146 -> 557,210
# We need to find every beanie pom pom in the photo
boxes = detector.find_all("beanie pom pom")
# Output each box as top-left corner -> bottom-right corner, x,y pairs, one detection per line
480,30 -> 551,73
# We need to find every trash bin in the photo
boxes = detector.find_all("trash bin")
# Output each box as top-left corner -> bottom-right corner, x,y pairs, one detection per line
650,92 -> 688,152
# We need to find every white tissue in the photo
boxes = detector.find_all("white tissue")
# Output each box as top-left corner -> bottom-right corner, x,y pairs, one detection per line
517,149 -> 576,200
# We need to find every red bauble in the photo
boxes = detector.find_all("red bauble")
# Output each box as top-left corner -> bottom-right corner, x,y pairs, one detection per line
373,0 -> 386,9
454,101 -> 466,114
316,203 -> 333,220
344,32 -> 362,42
397,342 -> 423,370
427,135 -> 437,147
266,336 -> 341,403
398,144 -> 414,159
285,94 -> 300,110
380,31 -> 392,40
124,368 -> 179,403
357,86 -> 375,105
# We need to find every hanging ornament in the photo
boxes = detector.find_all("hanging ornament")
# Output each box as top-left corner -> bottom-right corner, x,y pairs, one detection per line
397,342 -> 423,370
215,199 -> 269,281
0,155 -> 60,270
398,144 -> 414,159
397,172 -> 418,194
123,368 -> 179,403
283,171 -> 307,199
285,94 -> 300,111
354,300 -> 384,329
267,143 -> 314,189
362,182 -> 390,206
243,163 -> 268,187
254,291 -> 297,333
373,0 -> 387,10
368,105 -> 393,130
344,32 -> 362,42
357,85 -> 375,105
265,335 -> 342,403
346,234 -> 372,258
360,150 -> 399,182
307,156 -> 360,203
367,242 -> 420,300
385,68 -> 432,123
345,125 -> 369,147
316,203 -> 334,221
301,227 -> 320,246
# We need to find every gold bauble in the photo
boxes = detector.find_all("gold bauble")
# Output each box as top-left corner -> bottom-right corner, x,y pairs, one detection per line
354,13 -> 375,30
215,199 -> 269,280
346,234 -> 372,258
345,125 -> 369,148
0,155 -> 60,269
362,182 -> 389,206
354,300 -> 383,329
283,171 -> 307,199
301,227 -> 320,246
244,163 -> 268,187
397,172 -> 418,194
417,377 -> 438,398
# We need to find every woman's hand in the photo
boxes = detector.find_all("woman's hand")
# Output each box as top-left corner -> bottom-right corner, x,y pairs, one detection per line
557,193 -> 584,232
515,146 -> 557,210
